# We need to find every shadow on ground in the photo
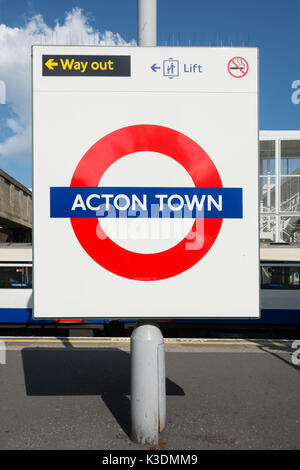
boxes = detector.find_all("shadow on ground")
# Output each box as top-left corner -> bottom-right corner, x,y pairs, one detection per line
21,346 -> 185,438
248,340 -> 300,372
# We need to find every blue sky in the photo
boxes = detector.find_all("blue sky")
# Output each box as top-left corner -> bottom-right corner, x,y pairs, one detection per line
0,0 -> 299,187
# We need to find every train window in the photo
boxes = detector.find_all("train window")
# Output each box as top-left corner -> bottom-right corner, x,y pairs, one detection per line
0,266 -> 32,288
261,265 -> 300,289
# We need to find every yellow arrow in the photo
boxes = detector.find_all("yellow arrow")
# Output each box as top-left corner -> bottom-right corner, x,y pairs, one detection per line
45,58 -> 58,70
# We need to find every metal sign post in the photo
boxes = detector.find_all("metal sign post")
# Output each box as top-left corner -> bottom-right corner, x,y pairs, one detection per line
137,0 -> 157,47
131,0 -> 165,447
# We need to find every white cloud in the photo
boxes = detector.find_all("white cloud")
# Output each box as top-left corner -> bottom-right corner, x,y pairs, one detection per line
0,7 -> 135,161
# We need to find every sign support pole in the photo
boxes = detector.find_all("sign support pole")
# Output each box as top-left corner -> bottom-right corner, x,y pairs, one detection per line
130,0 -> 166,446
137,0 -> 157,47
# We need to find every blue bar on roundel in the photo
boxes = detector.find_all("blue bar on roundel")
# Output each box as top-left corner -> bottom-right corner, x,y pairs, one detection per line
50,186 -> 243,219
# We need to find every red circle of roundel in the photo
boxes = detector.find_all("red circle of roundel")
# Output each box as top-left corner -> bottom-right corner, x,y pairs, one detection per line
70,125 -> 223,281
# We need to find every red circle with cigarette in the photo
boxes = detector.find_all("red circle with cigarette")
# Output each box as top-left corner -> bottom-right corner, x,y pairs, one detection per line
227,57 -> 249,78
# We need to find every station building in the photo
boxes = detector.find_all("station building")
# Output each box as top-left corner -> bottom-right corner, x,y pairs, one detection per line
259,131 -> 300,242
0,169 -> 32,243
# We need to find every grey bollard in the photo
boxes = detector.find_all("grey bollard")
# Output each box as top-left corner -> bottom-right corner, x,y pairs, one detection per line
131,321 -> 166,445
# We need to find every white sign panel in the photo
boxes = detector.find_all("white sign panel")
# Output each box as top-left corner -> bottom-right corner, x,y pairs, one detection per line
33,46 -> 259,318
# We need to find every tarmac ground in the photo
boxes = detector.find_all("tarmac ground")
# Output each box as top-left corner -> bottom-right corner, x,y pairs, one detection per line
0,337 -> 299,450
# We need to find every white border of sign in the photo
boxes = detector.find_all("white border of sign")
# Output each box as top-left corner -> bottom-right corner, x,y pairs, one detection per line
32,45 -> 259,319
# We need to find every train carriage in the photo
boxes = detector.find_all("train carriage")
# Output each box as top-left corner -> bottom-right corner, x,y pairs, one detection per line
0,243 -> 300,328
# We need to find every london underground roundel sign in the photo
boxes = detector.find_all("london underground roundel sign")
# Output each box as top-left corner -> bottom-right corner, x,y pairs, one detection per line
70,124 -> 223,281
34,45 -> 258,320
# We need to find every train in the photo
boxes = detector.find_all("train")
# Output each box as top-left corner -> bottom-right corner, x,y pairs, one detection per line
0,242 -> 300,331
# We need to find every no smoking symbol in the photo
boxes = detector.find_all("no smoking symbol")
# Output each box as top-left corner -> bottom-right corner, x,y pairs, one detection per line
227,57 -> 249,78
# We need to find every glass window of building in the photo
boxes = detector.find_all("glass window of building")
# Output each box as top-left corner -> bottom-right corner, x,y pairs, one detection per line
280,215 -> 300,243
280,140 -> 300,212
259,140 -> 276,213
260,214 -> 276,242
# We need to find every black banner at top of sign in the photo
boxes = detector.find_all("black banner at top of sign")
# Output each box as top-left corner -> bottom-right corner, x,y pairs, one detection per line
42,55 -> 131,76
